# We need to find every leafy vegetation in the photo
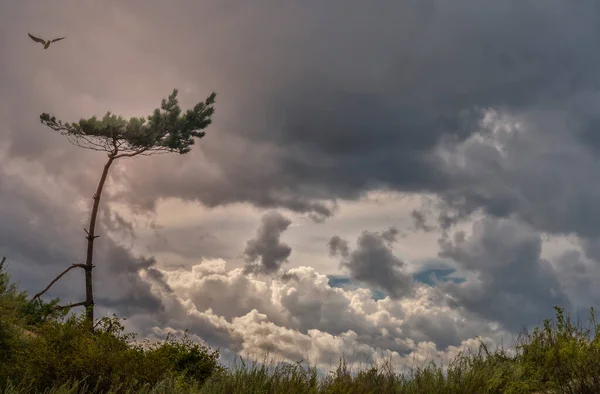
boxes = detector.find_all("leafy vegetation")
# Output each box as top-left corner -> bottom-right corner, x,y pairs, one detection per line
1,260 -> 599,393
0,259 -> 221,393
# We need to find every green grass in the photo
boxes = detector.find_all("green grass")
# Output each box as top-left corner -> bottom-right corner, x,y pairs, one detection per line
2,260 -> 600,393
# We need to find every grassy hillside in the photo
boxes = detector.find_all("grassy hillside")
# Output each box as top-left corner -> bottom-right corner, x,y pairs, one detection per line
1,260 -> 599,394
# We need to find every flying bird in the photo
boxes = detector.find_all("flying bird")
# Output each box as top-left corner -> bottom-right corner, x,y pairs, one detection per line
28,33 -> 66,49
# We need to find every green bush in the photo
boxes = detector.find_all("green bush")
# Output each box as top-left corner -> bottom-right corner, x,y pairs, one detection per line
0,260 -> 222,393
509,306 -> 600,393
1,314 -> 223,393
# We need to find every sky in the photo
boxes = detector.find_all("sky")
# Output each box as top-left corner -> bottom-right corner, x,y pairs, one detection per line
2,0 -> 600,372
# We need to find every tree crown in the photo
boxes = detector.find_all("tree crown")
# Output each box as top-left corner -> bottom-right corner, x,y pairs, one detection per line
40,89 -> 216,158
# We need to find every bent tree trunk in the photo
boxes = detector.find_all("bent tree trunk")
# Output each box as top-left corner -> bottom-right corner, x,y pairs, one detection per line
32,154 -> 116,332
83,155 -> 115,328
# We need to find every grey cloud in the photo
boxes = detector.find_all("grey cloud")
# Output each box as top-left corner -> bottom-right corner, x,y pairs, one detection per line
381,227 -> 399,245
243,211 -> 292,274
428,107 -> 600,242
328,235 -> 349,258
334,228 -> 413,299
0,174 -> 86,298
279,272 -> 299,282
580,237 -> 600,263
145,224 -> 236,262
400,312 -> 461,351
551,248 -> 600,314
94,238 -> 168,317
438,217 -> 569,330
411,210 -> 434,233
101,209 -> 136,242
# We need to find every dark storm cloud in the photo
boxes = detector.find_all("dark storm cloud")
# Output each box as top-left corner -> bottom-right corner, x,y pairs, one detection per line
332,227 -> 413,299
243,211 -> 292,274
81,0 -> 599,224
4,1 -> 600,235
94,239 -> 168,316
438,217 -> 569,330
0,166 -> 85,297
431,108 -> 600,243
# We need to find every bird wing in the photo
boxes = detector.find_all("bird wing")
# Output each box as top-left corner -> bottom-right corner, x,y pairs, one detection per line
51,37 -> 66,43
28,33 -> 46,44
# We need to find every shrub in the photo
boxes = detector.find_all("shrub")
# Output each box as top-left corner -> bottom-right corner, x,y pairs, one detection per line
0,261 -> 222,393
510,305 -> 600,393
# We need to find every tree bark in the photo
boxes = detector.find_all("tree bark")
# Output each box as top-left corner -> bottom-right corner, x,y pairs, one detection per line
84,155 -> 115,330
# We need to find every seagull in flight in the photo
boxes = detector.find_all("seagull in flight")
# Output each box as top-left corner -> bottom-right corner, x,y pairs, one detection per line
28,33 -> 66,49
